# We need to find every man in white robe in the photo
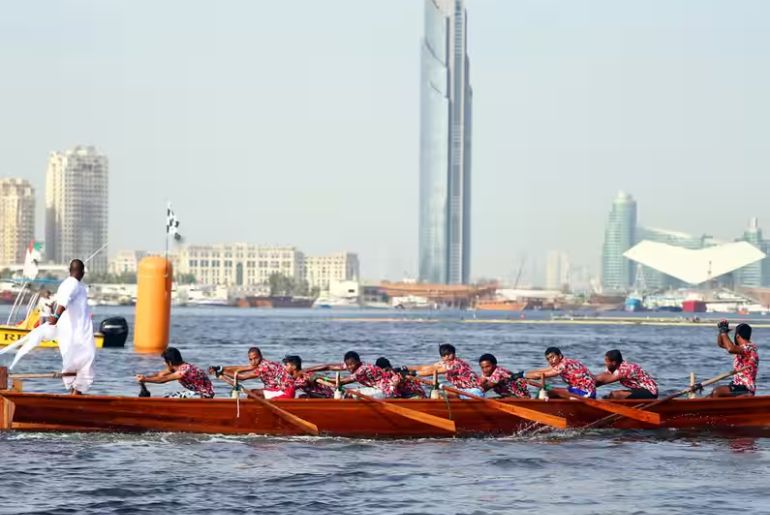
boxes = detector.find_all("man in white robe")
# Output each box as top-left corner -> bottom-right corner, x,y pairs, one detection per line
47,259 -> 96,394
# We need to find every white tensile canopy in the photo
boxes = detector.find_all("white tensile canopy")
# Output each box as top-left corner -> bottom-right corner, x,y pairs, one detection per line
623,241 -> 766,285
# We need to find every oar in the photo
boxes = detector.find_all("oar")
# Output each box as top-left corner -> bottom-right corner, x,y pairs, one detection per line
345,389 -> 456,434
569,396 -> 660,425
584,367 -> 748,429
414,377 -> 568,430
217,375 -> 320,436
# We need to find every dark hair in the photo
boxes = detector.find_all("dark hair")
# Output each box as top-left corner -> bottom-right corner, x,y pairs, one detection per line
375,357 -> 392,370
605,349 -> 623,364
544,347 -> 562,357
161,347 -> 184,366
343,351 -> 361,363
70,259 -> 85,273
248,347 -> 262,357
735,323 -> 752,342
439,344 -> 456,357
283,355 -> 302,370
478,353 -> 497,366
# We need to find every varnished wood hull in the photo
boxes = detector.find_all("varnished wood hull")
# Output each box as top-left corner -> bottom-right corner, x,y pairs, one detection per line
3,392 -> 770,437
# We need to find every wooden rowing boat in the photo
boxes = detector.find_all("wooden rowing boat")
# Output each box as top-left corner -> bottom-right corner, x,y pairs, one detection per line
2,390 -> 770,437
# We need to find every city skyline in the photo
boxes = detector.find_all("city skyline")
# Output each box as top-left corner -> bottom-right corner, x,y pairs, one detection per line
2,1 -> 770,281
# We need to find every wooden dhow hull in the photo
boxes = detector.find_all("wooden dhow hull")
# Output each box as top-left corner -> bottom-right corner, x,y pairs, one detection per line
2,392 -> 770,437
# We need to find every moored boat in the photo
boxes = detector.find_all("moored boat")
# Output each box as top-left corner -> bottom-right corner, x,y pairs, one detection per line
0,316 -> 129,349
2,389 -> 769,437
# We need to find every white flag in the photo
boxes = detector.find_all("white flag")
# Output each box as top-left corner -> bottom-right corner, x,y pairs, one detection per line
166,203 -> 183,242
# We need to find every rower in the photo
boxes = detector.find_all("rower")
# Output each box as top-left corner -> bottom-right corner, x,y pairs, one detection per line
306,351 -> 394,399
410,344 -> 484,398
478,353 -> 530,398
593,349 -> 658,399
282,355 -> 334,398
709,321 -> 759,398
212,347 -> 295,399
136,347 -> 215,398
375,357 -> 426,399
524,347 -> 596,399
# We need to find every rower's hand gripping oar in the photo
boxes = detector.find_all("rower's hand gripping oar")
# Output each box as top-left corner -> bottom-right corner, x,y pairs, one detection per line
413,377 -> 568,429
213,370 -> 320,436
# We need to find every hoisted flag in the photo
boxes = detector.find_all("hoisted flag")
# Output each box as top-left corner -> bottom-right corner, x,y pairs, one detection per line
166,202 -> 183,242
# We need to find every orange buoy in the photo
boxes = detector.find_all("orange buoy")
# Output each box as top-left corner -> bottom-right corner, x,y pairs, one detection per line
134,256 -> 172,354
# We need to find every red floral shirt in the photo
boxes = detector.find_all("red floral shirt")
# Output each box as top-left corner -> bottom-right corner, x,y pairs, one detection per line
293,374 -> 334,398
552,358 -> 596,394
254,360 -> 295,391
613,361 -> 658,396
733,342 -> 759,392
483,366 -> 530,398
351,363 -> 395,395
393,374 -> 427,398
178,363 -> 215,398
443,358 -> 481,389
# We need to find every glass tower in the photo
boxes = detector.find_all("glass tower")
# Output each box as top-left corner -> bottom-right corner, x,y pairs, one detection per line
736,218 -> 765,287
418,0 -> 472,284
601,192 -> 637,292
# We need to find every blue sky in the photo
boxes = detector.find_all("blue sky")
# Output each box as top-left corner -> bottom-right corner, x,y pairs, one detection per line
1,1 -> 769,282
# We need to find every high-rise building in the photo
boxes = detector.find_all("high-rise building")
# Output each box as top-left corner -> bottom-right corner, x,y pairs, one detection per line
418,0 -> 472,285
304,252 -> 360,292
736,218 -> 765,288
545,251 -> 570,290
601,192 -> 637,291
45,146 -> 109,272
0,178 -> 35,267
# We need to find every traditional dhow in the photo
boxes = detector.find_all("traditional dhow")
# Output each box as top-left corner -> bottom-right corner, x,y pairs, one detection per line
2,389 -> 770,437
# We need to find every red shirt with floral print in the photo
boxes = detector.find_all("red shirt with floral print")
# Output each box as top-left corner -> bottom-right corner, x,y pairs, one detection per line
483,366 -> 530,398
293,374 -> 334,398
254,359 -> 295,391
178,363 -> 215,398
552,358 -> 596,394
392,374 -> 427,398
443,358 -> 481,389
351,363 -> 395,395
612,361 -> 658,395
732,341 -> 759,393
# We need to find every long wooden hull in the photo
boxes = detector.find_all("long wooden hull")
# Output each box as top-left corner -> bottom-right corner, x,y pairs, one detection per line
2,391 -> 770,437
0,325 -> 106,349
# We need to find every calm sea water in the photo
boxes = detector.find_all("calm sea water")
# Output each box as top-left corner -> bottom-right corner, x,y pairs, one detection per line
1,306 -> 769,515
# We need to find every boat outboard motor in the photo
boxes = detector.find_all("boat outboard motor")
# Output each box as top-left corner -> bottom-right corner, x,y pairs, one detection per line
99,317 -> 129,348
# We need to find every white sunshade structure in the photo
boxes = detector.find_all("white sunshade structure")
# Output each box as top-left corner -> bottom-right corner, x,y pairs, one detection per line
623,241 -> 766,285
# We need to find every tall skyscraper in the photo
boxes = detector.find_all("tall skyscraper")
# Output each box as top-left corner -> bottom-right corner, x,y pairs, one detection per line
545,251 -> 570,290
736,218 -> 765,288
45,146 -> 109,273
0,178 -> 35,267
418,0 -> 472,285
601,192 -> 637,291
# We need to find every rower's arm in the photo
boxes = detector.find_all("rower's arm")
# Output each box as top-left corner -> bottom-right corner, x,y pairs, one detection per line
139,369 -> 182,384
305,363 -> 345,373
720,335 -> 744,355
594,371 -> 618,386
408,364 -> 446,376
524,367 -> 559,380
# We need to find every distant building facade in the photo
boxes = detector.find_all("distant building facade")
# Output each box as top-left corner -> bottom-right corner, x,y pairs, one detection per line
736,218 -> 767,288
177,244 -> 305,287
45,146 -> 109,272
108,250 -> 148,275
545,251 -> 570,290
418,0 -> 472,285
601,192 -> 637,291
0,178 -> 35,267
304,252 -> 360,291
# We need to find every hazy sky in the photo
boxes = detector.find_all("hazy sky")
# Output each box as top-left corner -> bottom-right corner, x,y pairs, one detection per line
1,1 -> 769,283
